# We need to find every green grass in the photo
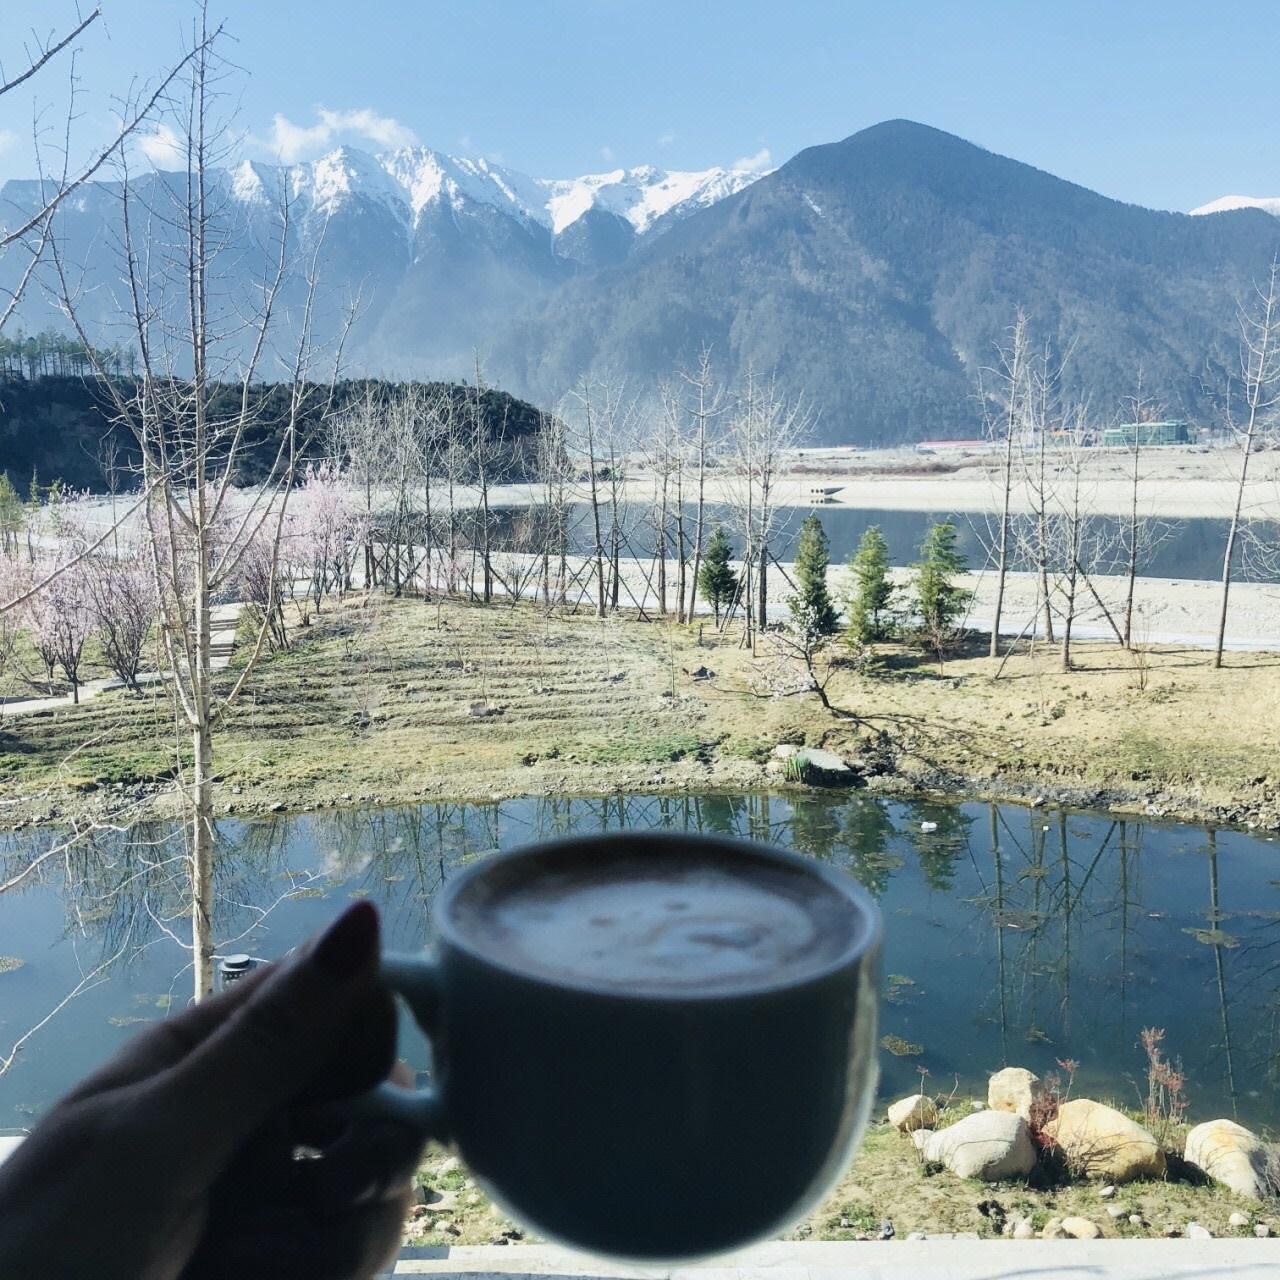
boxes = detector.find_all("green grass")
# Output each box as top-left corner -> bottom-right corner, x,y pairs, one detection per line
559,727 -> 705,766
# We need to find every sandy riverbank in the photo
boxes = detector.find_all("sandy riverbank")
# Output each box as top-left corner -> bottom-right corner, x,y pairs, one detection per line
616,445 -> 1280,520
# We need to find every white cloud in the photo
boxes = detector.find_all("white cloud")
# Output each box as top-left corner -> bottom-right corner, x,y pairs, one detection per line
138,123 -> 185,169
658,131 -> 676,147
0,129 -> 16,154
600,145 -> 616,163
259,107 -> 418,163
731,147 -> 772,172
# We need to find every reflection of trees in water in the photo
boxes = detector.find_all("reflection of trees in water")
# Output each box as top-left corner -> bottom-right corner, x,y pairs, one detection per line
15,790 -> 1280,1119
838,800 -> 901,897
973,807 -> 1137,1067
9,814 -> 327,995
911,803 -> 975,892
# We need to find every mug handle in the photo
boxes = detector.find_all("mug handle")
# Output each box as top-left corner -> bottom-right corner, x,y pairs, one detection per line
348,952 -> 450,1138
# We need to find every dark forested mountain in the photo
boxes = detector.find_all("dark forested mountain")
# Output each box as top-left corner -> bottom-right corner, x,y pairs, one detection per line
4,120 -> 1279,446
0,375 -> 546,494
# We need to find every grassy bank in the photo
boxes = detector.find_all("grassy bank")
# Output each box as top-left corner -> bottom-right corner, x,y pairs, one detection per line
405,1106 -> 1274,1247
2,595 -> 1280,830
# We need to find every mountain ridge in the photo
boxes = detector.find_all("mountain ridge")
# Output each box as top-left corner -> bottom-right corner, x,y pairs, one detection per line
4,119 -> 1279,446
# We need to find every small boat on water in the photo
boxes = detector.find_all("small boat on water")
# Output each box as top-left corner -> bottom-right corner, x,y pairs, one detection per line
807,485 -> 843,503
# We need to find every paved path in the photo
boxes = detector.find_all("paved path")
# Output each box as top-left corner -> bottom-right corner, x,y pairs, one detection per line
0,603 -> 244,719
383,1241 -> 1276,1279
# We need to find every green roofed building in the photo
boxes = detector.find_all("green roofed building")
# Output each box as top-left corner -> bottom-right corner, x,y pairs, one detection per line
1101,420 -> 1192,447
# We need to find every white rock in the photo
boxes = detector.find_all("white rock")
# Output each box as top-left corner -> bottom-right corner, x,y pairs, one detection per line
887,1093 -> 939,1132
1061,1217 -> 1101,1240
923,1109 -> 1037,1181
1106,1205 -> 1128,1219
1098,1184 -> 1117,1199
1184,1119 -> 1273,1200
1129,1215 -> 1144,1227
437,1156 -> 461,1175
1012,1219 -> 1035,1240
793,747 -> 854,783
1185,1222 -> 1213,1239
920,821 -> 938,832
1229,1211 -> 1251,1228
911,1128 -> 933,1152
987,1066 -> 1043,1121
1255,1224 -> 1272,1238
1044,1099 -> 1165,1182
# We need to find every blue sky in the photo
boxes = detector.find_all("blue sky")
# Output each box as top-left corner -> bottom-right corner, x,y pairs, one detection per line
0,0 -> 1274,210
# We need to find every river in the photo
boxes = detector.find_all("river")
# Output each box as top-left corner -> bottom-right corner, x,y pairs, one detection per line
1,793 -> 1276,1129
550,504 -> 1261,584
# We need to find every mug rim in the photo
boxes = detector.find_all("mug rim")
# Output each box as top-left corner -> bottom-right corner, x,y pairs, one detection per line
429,829 -> 882,1000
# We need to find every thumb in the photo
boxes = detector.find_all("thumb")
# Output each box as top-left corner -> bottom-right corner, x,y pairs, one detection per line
146,901 -> 386,1178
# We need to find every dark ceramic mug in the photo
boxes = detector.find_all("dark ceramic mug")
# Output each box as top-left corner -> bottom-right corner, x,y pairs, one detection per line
359,831 -> 881,1260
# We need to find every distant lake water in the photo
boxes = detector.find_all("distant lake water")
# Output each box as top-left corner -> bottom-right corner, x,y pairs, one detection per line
2,794 -> 1276,1129
542,505 -> 1265,583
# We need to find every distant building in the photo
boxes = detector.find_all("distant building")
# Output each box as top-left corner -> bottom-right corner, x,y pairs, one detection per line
1101,420 -> 1192,448
914,438 -> 987,453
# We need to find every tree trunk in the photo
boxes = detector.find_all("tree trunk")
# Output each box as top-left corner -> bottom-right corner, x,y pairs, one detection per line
191,717 -> 215,999
757,538 -> 768,630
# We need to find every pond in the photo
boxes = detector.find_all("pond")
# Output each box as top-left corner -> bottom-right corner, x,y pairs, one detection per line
1,793 -> 1277,1131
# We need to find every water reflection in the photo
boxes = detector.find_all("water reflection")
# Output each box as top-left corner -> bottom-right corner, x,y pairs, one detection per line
2,793 -> 1279,1128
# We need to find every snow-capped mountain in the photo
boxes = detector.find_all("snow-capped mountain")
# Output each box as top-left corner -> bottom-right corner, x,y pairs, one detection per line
233,144 -> 762,241
1190,195 -> 1280,218
0,141 -> 762,378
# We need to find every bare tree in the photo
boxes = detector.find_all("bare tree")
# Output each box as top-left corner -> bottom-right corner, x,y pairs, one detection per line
649,386 -> 682,616
679,346 -> 724,623
328,384 -> 388,591
50,17 -> 345,999
1214,261 -> 1280,669
1114,385 -> 1179,648
723,370 -> 810,646
467,363 -> 505,604
1048,405 -> 1101,672
566,377 -> 610,618
981,309 -> 1030,657
88,534 -> 155,690
0,8 -> 212,332
535,407 -> 574,606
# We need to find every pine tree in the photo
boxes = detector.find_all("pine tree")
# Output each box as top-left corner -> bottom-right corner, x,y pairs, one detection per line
844,524 -> 894,642
788,514 -> 839,638
915,521 -> 972,639
698,524 -> 737,623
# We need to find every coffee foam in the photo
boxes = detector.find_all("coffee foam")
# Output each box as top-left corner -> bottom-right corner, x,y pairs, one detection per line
448,849 -> 855,993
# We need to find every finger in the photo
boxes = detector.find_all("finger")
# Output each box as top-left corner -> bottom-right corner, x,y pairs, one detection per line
312,1116 -> 426,1211
178,1194 -> 409,1280
144,901 -> 385,1177
59,965 -> 275,1105
293,984 -> 398,1107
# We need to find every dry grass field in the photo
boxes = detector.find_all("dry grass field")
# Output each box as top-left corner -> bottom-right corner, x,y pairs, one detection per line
3,595 -> 1280,831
